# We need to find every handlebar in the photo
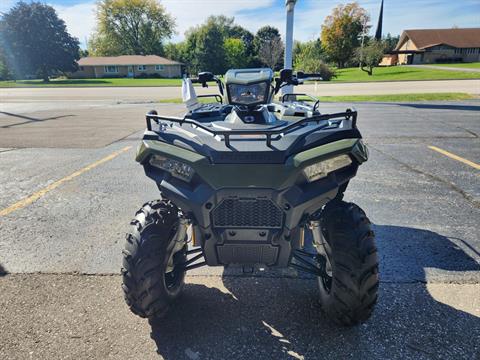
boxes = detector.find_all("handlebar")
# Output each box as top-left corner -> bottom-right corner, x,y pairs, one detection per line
190,71 -> 224,95
274,69 -> 323,94
296,71 -> 322,80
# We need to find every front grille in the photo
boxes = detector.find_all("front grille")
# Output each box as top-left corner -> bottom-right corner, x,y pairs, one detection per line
212,198 -> 283,228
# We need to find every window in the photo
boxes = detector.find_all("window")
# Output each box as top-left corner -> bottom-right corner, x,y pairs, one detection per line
138,65 -> 147,71
155,65 -> 164,71
79,66 -> 84,71
104,65 -> 118,73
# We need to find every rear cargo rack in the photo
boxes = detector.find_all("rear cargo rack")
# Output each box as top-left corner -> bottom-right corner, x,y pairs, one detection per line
146,109 -> 356,147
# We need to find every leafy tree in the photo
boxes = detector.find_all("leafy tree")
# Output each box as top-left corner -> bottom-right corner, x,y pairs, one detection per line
0,47 -> 13,80
79,49 -> 89,58
254,26 -> 281,51
258,37 -> 284,70
183,17 -> 227,74
174,16 -> 259,74
356,39 -> 385,75
202,16 -> 255,68
294,39 -> 335,81
164,42 -> 188,63
224,38 -> 246,69
292,40 -> 305,64
89,0 -> 175,56
207,15 -> 235,37
254,26 -> 284,70
382,33 -> 400,52
0,2 -> 80,81
321,2 -> 370,68
0,56 -> 11,80
228,25 -> 255,66
182,16 -> 257,74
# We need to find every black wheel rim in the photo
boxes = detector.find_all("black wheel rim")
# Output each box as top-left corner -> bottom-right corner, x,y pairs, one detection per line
164,248 -> 186,291
318,254 -> 333,293
317,226 -> 334,294
165,269 -> 181,290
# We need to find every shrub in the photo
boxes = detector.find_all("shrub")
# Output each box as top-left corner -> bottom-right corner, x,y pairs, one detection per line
294,40 -> 336,81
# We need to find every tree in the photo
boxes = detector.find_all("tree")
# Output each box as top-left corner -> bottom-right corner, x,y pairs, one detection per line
228,25 -> 255,66
0,56 -> 11,80
183,17 -> 227,75
321,2 -> 370,68
208,15 -> 235,38
178,16 -> 258,74
294,39 -> 335,81
224,38 -> 246,69
382,33 -> 400,52
254,26 -> 281,51
255,26 -> 284,70
356,39 -> 385,75
164,42 -> 188,63
182,16 -> 257,74
89,0 -> 175,56
0,47 -> 12,80
258,37 -> 284,70
0,2 -> 80,81
79,49 -> 89,58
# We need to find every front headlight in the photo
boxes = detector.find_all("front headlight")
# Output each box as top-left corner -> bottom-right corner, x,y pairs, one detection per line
302,154 -> 352,182
149,155 -> 195,182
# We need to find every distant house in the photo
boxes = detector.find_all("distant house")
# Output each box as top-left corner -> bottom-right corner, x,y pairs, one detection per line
72,55 -> 183,78
390,28 -> 480,65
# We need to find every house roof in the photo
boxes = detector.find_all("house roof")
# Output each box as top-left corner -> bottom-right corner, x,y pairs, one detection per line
395,28 -> 480,50
78,55 -> 182,66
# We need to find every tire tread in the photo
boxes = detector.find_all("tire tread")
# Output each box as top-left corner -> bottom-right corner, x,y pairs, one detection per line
319,200 -> 379,326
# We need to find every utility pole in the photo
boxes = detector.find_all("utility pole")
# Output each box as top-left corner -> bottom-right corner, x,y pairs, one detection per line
283,0 -> 297,95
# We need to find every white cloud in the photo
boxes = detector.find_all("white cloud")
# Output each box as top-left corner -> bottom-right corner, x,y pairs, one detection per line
0,0 -> 16,13
162,0 -> 275,41
53,2 -> 96,48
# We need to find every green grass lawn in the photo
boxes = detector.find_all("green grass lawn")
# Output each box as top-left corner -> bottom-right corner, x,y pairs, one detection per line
1,65 -> 479,87
158,92 -> 474,104
333,66 -> 480,82
431,62 -> 480,69
313,92 -> 474,102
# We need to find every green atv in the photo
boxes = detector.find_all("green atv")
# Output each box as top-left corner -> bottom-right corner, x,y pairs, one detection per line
122,68 -> 378,326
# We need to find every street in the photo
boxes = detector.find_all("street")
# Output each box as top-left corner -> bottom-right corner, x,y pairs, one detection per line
2,79 -> 480,104
0,90 -> 479,359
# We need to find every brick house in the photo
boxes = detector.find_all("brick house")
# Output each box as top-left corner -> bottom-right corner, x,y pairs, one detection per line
392,28 -> 480,65
73,55 -> 183,78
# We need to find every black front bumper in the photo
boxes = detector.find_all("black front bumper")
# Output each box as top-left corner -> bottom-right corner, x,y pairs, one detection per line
148,163 -> 357,267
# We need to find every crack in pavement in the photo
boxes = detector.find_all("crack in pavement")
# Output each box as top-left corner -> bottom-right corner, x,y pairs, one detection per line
0,148 -> 16,154
369,145 -> 480,209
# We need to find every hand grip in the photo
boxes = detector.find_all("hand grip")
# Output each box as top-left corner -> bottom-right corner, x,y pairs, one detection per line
297,71 -> 322,79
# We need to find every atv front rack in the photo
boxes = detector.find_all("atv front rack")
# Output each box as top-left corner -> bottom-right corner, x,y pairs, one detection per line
146,109 -> 357,147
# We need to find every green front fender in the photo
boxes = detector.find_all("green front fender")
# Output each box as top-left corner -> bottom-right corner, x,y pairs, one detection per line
136,138 -> 362,190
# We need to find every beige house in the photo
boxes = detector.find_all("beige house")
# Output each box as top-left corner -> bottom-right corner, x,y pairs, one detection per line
73,55 -> 183,78
392,28 -> 480,65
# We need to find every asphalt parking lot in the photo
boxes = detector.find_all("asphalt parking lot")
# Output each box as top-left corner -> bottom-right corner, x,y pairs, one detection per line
0,90 -> 479,359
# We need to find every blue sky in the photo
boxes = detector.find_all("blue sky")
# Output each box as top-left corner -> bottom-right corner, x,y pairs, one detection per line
1,0 -> 479,48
